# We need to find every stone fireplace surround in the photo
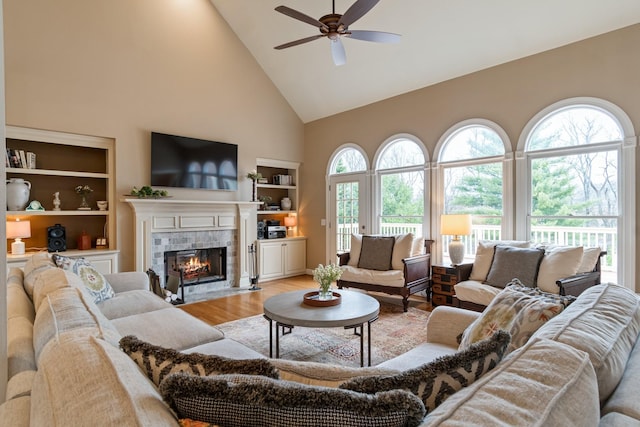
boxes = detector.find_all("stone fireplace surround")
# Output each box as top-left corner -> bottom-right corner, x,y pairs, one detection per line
122,198 -> 258,299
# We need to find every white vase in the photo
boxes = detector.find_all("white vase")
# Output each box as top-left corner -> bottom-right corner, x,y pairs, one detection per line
6,178 -> 31,211
280,197 -> 291,211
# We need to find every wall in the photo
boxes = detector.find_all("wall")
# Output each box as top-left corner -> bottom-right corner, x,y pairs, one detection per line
3,0 -> 304,271
302,24 -> 640,292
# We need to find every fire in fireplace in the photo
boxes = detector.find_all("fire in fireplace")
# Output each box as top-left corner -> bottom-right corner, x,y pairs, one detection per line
164,247 -> 227,288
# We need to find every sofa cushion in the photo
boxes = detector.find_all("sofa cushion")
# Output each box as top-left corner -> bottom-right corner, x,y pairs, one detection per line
459,283 -> 566,354
33,287 -> 121,361
31,333 -> 177,426
391,233 -> 414,270
577,246 -> 602,273
347,233 -> 363,267
536,245 -> 583,293
358,235 -> 395,271
185,338 -> 269,360
0,395 -> 30,427
52,254 -> 115,303
423,338 -> 600,426
7,269 -> 34,323
601,336 -> 640,421
339,265 -> 405,287
97,289 -> 170,320
6,370 -> 36,400
23,252 -> 57,300
111,307 -> 225,351
7,317 -> 36,379
453,280 -> 502,306
469,240 -> 531,282
340,331 -> 510,413
159,372 -> 426,427
119,335 -> 278,386
484,245 -> 544,288
532,283 -> 640,403
30,268 -> 85,316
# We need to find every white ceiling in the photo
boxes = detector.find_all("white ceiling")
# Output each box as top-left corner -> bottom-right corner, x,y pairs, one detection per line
210,0 -> 640,123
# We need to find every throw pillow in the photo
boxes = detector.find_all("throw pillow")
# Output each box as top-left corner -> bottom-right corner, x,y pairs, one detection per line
536,246 -> 584,293
484,245 -> 544,288
391,233 -> 414,270
358,235 -> 395,271
119,335 -> 279,386
347,234 -> 363,267
411,236 -> 425,256
506,279 -> 577,308
577,246 -> 602,273
160,373 -> 426,427
469,240 -> 531,282
339,331 -> 510,414
458,285 -> 566,353
52,254 -> 115,303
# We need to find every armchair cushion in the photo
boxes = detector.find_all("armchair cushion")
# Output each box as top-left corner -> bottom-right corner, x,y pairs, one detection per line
454,280 -> 503,307
347,234 -> 363,267
578,246 -> 603,273
357,236 -> 395,271
339,266 -> 405,287
484,246 -> 544,288
469,240 -> 531,282
536,246 -> 583,293
391,233 -> 414,270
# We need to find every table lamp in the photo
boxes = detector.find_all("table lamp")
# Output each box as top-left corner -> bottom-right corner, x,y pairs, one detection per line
284,216 -> 297,237
441,214 -> 471,265
6,219 -> 31,255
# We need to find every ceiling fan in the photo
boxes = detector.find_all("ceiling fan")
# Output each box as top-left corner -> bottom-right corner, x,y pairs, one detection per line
274,0 -> 401,66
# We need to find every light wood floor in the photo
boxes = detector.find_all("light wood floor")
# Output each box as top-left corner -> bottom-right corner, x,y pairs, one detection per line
179,275 -> 432,326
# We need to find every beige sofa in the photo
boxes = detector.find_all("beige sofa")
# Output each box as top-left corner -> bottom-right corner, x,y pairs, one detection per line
2,252 -> 639,426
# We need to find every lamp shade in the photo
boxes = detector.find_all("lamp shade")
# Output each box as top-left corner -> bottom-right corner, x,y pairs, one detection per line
6,219 -> 31,239
284,216 -> 297,228
441,214 -> 471,236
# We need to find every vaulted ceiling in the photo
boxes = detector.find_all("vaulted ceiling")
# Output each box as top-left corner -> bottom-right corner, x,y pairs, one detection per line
210,1 -> 640,123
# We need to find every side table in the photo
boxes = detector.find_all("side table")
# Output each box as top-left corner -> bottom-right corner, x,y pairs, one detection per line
431,264 -> 471,307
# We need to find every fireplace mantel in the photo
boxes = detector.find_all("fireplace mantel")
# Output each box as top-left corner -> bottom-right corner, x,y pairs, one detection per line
121,197 -> 260,287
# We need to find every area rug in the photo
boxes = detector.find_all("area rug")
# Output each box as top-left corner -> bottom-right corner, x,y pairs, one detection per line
217,303 -> 431,367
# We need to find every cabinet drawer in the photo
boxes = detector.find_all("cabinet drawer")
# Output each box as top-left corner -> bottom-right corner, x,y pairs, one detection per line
432,273 -> 458,286
432,293 -> 457,307
432,266 -> 457,275
432,283 -> 455,296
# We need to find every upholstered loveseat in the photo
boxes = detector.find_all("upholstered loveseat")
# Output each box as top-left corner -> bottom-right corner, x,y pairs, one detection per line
453,240 -> 605,311
337,234 -> 434,311
3,252 -> 639,426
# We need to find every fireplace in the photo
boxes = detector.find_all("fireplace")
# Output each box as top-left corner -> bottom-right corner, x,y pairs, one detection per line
164,247 -> 227,286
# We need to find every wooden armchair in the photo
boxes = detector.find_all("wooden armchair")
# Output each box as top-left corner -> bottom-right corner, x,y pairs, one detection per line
337,239 -> 434,312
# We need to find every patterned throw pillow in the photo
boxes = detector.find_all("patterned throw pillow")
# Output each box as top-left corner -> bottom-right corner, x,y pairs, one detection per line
52,254 -> 115,303
339,331 -> 510,413
459,284 -> 567,353
119,335 -> 279,386
160,373 -> 426,427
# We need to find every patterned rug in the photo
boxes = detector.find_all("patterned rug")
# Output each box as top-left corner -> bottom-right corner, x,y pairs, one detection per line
217,303 -> 431,367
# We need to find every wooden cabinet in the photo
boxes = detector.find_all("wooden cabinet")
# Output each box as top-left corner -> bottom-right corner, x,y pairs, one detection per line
5,126 -> 116,262
431,265 -> 462,307
6,250 -> 119,275
258,237 -> 306,281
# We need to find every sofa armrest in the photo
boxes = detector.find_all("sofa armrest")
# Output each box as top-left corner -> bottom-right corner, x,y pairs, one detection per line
426,306 -> 480,347
455,263 -> 474,281
103,271 -> 150,294
403,254 -> 431,283
337,252 -> 350,266
557,271 -> 601,297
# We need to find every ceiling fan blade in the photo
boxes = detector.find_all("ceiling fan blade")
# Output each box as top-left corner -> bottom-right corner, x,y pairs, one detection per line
275,6 -> 328,30
339,0 -> 380,27
274,34 -> 325,50
331,38 -> 347,66
347,30 -> 401,43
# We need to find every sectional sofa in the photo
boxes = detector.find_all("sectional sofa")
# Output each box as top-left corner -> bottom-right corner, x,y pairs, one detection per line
2,252 -> 639,426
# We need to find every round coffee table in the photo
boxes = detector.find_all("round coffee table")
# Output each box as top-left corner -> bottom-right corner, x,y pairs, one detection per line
263,289 -> 380,366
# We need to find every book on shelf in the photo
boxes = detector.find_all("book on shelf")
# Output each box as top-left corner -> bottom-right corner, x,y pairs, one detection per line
7,149 -> 21,168
26,152 -> 36,169
18,150 -> 27,169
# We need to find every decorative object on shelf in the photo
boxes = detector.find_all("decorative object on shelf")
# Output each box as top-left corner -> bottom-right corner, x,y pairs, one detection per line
258,195 -> 272,210
129,185 -> 169,198
441,214 -> 472,265
96,200 -> 108,211
6,219 -> 31,255
6,178 -> 31,211
280,197 -> 291,211
303,291 -> 342,307
26,201 -> 45,211
47,224 -> 67,253
247,169 -> 262,202
53,192 -> 61,211
312,263 -> 343,301
77,230 -> 92,250
75,184 -> 93,210
96,237 -> 108,249
284,215 -> 297,237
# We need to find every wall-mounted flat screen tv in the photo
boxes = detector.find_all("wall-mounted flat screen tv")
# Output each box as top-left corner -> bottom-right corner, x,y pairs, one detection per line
151,132 -> 238,191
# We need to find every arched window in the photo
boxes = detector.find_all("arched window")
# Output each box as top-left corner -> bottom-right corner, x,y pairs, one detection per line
330,147 -> 367,174
435,120 -> 512,264
517,98 -> 636,287
374,135 -> 428,237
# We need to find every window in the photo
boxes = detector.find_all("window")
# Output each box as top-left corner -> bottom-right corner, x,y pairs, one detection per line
517,98 -> 636,287
374,136 -> 427,237
435,120 -> 511,263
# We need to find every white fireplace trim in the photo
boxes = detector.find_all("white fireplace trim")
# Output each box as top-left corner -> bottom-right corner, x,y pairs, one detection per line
121,198 -> 259,286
